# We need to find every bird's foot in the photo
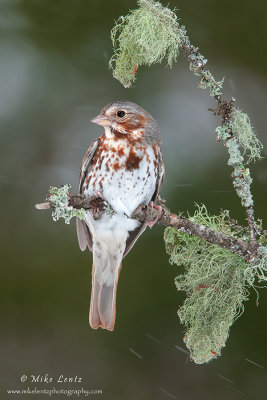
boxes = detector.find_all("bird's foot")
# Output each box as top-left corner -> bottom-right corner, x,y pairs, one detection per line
146,201 -> 162,228
96,191 -> 105,200
95,191 -> 114,217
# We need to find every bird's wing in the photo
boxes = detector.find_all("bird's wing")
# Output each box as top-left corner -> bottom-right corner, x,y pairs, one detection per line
123,147 -> 165,258
151,147 -> 165,202
76,137 -> 100,252
78,137 -> 100,193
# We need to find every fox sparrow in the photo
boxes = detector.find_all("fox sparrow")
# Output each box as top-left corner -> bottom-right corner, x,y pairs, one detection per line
76,101 -> 164,330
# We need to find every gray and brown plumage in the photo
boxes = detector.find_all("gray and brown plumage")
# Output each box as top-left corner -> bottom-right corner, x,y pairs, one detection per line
76,101 -> 164,331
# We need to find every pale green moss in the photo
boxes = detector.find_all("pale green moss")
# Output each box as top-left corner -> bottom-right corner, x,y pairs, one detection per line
109,0 -> 185,87
215,125 -> 231,141
164,204 -> 266,364
225,138 -> 254,207
232,108 -> 263,163
193,66 -> 224,98
49,185 -> 85,224
249,245 -> 267,283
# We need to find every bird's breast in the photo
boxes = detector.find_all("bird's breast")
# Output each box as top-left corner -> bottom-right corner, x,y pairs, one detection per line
83,137 -> 159,216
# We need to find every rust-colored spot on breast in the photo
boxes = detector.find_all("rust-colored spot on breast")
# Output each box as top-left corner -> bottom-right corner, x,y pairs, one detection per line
99,176 -> 104,189
104,159 -> 110,172
112,162 -> 120,171
126,147 -> 142,171
117,146 -> 125,157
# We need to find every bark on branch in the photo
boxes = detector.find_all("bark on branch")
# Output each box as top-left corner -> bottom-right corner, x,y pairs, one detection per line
35,193 -> 260,263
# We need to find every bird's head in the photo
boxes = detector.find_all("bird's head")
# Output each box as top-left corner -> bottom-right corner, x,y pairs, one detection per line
91,101 -> 161,145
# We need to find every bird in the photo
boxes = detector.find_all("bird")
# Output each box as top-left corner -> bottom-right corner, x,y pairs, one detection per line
76,101 -> 164,331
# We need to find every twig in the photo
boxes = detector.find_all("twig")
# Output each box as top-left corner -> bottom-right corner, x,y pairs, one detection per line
180,34 -> 258,242
246,206 -> 256,242
219,208 -> 247,232
35,192 -> 260,263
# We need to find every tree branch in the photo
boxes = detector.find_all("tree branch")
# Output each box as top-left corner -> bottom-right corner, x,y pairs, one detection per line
35,192 -> 260,263
180,39 -> 258,243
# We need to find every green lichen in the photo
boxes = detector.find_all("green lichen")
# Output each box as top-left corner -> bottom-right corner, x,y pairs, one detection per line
226,137 -> 244,166
164,204 -> 262,364
109,0 -> 185,87
215,107 -> 263,221
226,138 -> 253,207
109,0 -> 225,97
49,185 -> 85,224
249,245 -> 267,283
195,67 -> 224,98
232,108 -> 263,163
207,77 -> 224,98
215,125 -> 231,141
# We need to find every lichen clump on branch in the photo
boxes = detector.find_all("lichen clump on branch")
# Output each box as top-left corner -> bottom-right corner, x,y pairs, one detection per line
164,205 -> 258,364
109,0 -> 185,87
215,106 -> 263,209
49,185 -> 85,224
232,108 -> 263,164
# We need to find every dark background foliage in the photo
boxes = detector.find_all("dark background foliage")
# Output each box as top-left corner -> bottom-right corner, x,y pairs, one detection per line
0,0 -> 266,399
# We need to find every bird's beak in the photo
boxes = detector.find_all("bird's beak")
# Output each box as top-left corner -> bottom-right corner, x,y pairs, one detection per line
91,114 -> 111,126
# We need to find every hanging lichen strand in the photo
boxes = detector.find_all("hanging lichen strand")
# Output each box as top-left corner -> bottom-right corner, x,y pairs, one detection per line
109,0 -> 185,88
231,108 -> 263,164
110,0 -> 267,364
164,206 -> 254,364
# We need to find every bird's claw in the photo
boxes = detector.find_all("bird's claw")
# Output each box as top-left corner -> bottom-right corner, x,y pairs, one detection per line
146,201 -> 162,228
95,191 -> 114,217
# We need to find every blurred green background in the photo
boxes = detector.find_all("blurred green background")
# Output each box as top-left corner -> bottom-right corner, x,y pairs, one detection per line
0,0 -> 267,399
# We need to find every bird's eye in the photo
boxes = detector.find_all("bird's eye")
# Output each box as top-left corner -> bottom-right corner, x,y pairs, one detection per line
117,110 -> 125,118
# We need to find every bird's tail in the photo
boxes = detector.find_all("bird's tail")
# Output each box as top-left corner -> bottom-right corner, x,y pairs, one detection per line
89,247 -> 123,331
